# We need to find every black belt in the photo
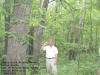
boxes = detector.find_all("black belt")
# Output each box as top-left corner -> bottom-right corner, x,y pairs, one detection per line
47,57 -> 55,59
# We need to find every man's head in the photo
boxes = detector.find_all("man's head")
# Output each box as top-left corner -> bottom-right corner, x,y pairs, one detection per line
49,39 -> 53,47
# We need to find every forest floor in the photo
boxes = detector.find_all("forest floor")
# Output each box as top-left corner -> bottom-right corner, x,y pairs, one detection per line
38,52 -> 100,75
0,52 -> 100,75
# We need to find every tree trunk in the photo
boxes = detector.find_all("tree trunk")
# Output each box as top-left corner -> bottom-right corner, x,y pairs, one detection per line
30,0 -> 49,74
69,50 -> 75,60
28,27 -> 34,55
89,0 -> 93,51
6,0 -> 31,75
75,15 -> 83,43
32,0 -> 49,63
31,26 -> 43,74
70,11 -> 76,43
98,68 -> 100,75
95,24 -> 98,51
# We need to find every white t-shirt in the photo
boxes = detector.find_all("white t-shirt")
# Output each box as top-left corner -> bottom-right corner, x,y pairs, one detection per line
43,45 -> 58,58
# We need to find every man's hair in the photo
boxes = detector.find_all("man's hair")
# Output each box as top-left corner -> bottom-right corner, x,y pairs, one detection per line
49,38 -> 53,41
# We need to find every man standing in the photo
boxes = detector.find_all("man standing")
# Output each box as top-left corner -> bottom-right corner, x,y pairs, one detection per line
41,39 -> 58,75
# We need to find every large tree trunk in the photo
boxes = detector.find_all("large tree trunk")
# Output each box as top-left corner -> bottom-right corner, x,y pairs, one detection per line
6,0 -> 31,75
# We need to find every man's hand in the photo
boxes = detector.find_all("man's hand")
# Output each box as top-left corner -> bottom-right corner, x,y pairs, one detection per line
54,54 -> 58,65
44,42 -> 48,46
54,61 -> 57,65
41,42 -> 48,51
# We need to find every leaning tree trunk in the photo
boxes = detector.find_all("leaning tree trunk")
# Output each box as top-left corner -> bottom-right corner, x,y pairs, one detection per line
30,0 -> 49,74
6,0 -> 31,75
31,26 -> 43,74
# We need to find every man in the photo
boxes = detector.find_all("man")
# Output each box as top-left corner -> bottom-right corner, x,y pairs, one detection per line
41,39 -> 58,75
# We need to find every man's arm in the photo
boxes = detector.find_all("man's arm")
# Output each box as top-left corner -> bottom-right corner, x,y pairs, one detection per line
41,42 -> 48,51
54,54 -> 58,65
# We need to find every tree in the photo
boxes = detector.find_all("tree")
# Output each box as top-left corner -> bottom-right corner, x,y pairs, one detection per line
30,0 -> 49,74
6,0 -> 31,75
89,0 -> 93,51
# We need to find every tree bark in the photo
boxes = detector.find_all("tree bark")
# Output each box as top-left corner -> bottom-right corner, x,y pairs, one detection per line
89,0 -> 93,51
70,11 -> 76,43
98,68 -> 100,75
6,0 -> 31,75
32,0 -> 49,63
75,15 -> 83,43
30,0 -> 49,74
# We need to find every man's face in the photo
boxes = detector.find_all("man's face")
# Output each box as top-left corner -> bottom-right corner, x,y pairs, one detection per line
49,39 -> 53,46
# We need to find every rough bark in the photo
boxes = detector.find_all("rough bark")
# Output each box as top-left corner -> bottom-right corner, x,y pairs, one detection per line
6,0 -> 31,75
30,0 -> 49,74
70,11 -> 76,43
32,26 -> 43,65
32,0 -> 49,63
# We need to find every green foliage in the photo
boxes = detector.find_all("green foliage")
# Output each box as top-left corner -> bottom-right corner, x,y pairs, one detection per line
1,55 -> 7,61
22,34 -> 34,45
65,43 -> 88,51
37,52 -> 100,75
0,0 -> 100,75
6,32 -> 18,41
